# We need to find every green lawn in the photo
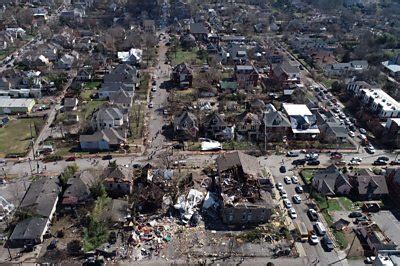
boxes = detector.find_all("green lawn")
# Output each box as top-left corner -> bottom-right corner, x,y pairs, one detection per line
136,73 -> 150,101
81,100 -> 106,119
321,78 -> 337,89
170,48 -> 203,66
300,169 -> 316,184
338,197 -> 356,211
84,81 -> 101,89
222,141 -> 257,150
0,118 -> 44,157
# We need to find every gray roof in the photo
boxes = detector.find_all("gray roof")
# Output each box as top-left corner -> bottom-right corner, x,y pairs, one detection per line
313,165 -> 351,195
174,111 -> 197,127
101,165 -> 133,184
94,107 -> 123,122
189,23 -> 208,34
19,177 -> 60,218
109,89 -> 133,105
64,97 -> 78,108
326,121 -> 348,138
263,111 -> 291,128
217,151 -> 262,178
100,82 -> 134,93
104,64 -> 138,84
355,169 -> 389,195
80,128 -> 125,145
63,171 -> 97,203
9,217 -> 48,242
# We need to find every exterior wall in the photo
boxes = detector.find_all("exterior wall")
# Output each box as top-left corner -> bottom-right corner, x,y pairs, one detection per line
80,140 -> 110,151
105,182 -> 132,195
221,205 -> 271,225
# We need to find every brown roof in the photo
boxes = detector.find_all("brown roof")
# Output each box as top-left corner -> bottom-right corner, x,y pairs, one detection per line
101,165 -> 133,184
216,151 -> 262,178
356,169 -> 389,195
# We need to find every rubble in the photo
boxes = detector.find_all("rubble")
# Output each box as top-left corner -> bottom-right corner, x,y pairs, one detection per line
174,189 -> 204,223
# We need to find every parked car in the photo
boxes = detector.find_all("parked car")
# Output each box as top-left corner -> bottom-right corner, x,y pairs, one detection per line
359,128 -> 367,134
362,202 -> 380,213
280,190 -> 288,199
293,194 -> 301,204
295,185 -> 304,194
289,208 -> 297,219
349,212 -> 363,218
292,159 -> 306,166
365,256 -> 376,264
102,155 -> 112,160
306,153 -> 319,160
366,146 -> 375,154
307,209 -> 319,221
377,156 -> 389,161
309,234 -> 319,245
351,157 -> 362,162
322,235 -> 334,251
47,239 -> 57,250
390,159 -> 400,165
65,156 -> 76,162
373,160 -> 387,166
355,216 -> 369,224
283,199 -> 292,209
284,176 -> 292,184
279,165 -> 286,173
330,152 -> 343,159
348,160 -> 361,166
335,160 -> 346,166
276,183 -> 283,191
148,102 -> 154,108
286,151 -> 300,157
307,160 -> 320,166
291,176 -> 299,184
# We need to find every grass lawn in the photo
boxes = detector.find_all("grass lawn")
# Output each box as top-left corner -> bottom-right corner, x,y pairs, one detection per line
136,73 -> 150,101
84,81 -> 101,89
0,118 -> 45,157
338,197 -> 356,211
170,48 -> 203,66
81,100 -> 107,119
130,103 -> 145,140
321,78 -> 337,89
300,169 -> 316,184
222,141 -> 257,150
333,230 -> 348,250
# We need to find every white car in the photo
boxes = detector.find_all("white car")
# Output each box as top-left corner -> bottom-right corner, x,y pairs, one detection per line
348,160 -> 361,166
291,176 -> 299,184
289,208 -> 297,219
284,176 -> 292,184
276,182 -> 283,191
309,234 -> 319,245
351,157 -> 362,162
348,131 -> 355,138
359,128 -> 367,134
163,109 -> 169,115
366,146 -> 375,154
280,190 -> 288,199
306,153 -> 319,160
151,86 -> 157,92
293,194 -> 301,204
148,102 -> 154,108
283,199 -> 292,209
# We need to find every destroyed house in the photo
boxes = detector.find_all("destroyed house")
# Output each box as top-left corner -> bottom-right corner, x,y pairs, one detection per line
215,151 -> 274,225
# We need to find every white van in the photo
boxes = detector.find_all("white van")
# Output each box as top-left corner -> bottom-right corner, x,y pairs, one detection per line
314,222 -> 326,236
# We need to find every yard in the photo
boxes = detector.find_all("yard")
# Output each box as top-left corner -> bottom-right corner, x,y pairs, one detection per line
130,103 -> 145,140
300,169 -> 316,184
81,100 -> 107,119
80,82 -> 101,101
169,48 -> 204,66
0,118 -> 45,157
136,72 -> 150,101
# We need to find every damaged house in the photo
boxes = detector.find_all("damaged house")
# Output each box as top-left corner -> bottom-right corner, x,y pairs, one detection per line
214,151 -> 275,226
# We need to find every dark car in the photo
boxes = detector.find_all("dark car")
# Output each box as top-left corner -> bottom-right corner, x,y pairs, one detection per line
373,160 -> 387,166
390,160 -> 400,165
377,156 -> 389,161
292,159 -> 306,166
330,152 -> 343,159
102,155 -> 113,160
322,235 -> 334,251
355,216 -> 369,224
349,211 -> 363,218
362,202 -> 380,213
307,209 -> 319,221
295,185 -> 304,194
307,160 -> 320,166
286,151 -> 300,157
108,231 -> 117,244
47,239 -> 57,250
65,156 -> 76,162
279,165 -> 286,173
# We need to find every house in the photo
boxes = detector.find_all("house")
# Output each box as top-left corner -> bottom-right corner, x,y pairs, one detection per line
63,97 -> 78,111
236,112 -> 261,141
325,60 -> 369,77
171,63 -> 193,88
215,151 -> 275,225
385,168 -> 400,203
382,118 -> 400,148
0,98 -> 35,114
357,225 -> 397,255
189,23 -> 208,41
382,54 -> 400,81
347,82 -> 400,118
61,170 -> 97,209
311,165 -> 352,196
143,20 -> 155,33
272,60 -> 300,84
5,27 -> 26,38
282,103 -> 320,139
180,33 -> 196,50
173,111 -> 198,141
8,177 -> 60,248
234,65 -> 259,90
100,64 -> 138,99
91,107 -> 127,131
79,128 -> 126,151
117,48 -> 142,65
109,89 -> 133,109
319,121 -> 348,143
57,54 -> 75,70
260,110 -> 291,142
101,165 -> 134,196
203,112 -> 234,141
76,66 -> 93,81
349,169 -> 389,200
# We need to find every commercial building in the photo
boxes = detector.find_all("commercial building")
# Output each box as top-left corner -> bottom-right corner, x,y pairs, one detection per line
0,98 -> 35,114
282,103 -> 320,139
